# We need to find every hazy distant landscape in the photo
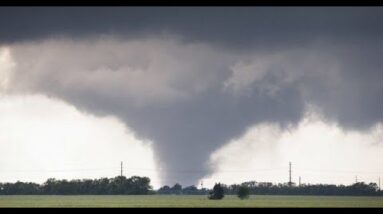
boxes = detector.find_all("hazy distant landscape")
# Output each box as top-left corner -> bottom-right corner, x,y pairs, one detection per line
1,175 -> 382,207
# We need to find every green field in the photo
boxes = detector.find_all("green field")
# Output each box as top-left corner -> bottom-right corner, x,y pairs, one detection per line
0,195 -> 383,207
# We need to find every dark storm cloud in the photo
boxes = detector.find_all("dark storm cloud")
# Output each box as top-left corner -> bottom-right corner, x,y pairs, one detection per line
301,43 -> 383,131
1,7 -> 383,48
69,82 -> 303,185
2,7 -> 383,185
3,38 -> 307,185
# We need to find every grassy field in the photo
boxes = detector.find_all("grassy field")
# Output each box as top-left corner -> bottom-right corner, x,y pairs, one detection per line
1,195 -> 383,207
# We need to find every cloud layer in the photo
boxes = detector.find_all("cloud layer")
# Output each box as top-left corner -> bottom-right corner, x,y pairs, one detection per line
203,111 -> 383,187
1,7 -> 383,186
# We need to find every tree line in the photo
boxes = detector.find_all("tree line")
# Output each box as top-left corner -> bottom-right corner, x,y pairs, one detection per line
157,181 -> 383,196
1,176 -> 382,196
0,176 -> 152,195
218,181 -> 383,196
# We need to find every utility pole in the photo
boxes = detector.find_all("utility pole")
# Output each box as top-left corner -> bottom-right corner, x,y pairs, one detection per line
121,161 -> 123,177
379,177 -> 381,191
299,176 -> 301,187
355,175 -> 358,183
289,162 -> 292,187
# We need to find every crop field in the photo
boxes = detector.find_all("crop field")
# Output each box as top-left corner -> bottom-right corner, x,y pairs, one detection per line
1,195 -> 383,207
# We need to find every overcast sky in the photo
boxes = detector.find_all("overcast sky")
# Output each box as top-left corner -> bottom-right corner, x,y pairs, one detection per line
1,7 -> 383,188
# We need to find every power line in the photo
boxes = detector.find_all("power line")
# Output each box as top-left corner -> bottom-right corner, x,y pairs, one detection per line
0,167 -> 120,173
295,167 -> 383,175
289,162 -> 292,187
121,161 -> 123,177
0,167 -> 285,174
1,165 -> 383,180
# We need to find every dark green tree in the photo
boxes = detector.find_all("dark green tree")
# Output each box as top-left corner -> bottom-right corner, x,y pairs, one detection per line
182,185 -> 198,194
158,185 -> 171,194
171,183 -> 182,194
208,183 -> 224,200
237,185 -> 250,200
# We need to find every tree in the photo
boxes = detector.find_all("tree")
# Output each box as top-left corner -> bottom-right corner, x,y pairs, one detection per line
208,183 -> 224,200
182,185 -> 198,194
158,185 -> 171,194
127,176 -> 152,194
237,185 -> 250,200
171,183 -> 182,194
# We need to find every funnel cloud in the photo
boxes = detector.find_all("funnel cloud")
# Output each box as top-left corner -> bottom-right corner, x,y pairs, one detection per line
1,7 -> 383,186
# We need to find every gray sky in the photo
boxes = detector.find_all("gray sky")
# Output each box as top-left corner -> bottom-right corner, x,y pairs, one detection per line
1,7 -> 383,187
